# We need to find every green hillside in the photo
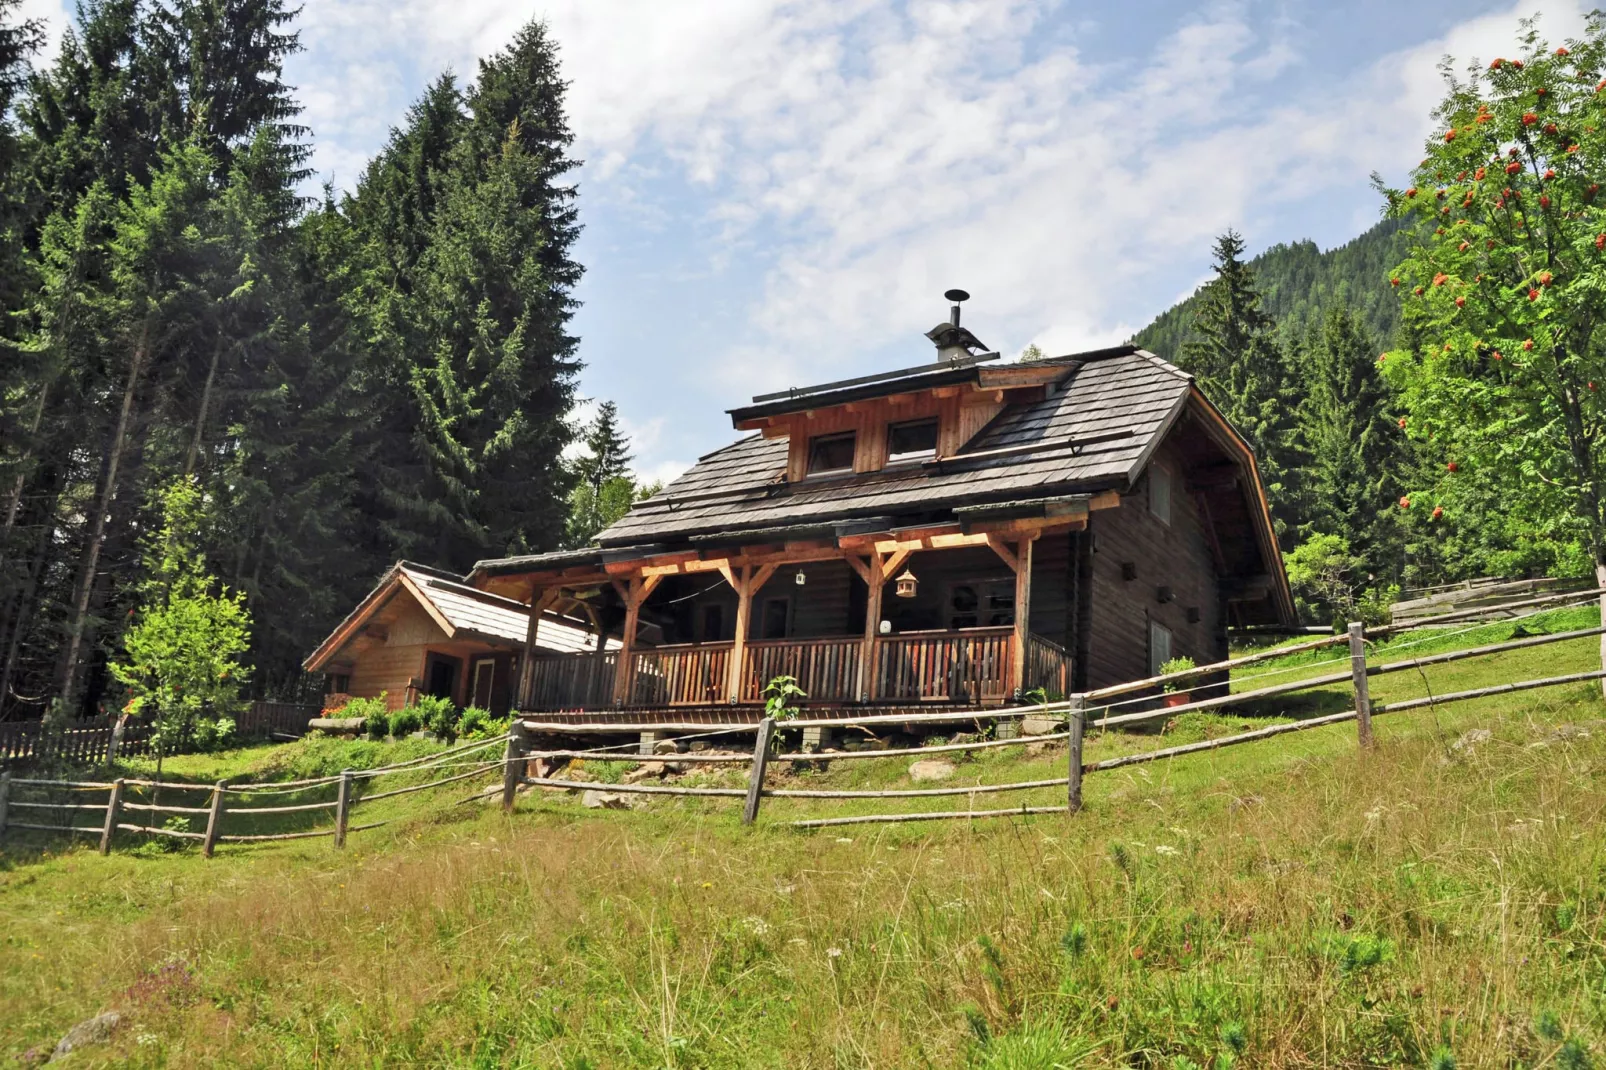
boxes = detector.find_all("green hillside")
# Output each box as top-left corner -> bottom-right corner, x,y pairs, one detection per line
1133,216 -> 1412,357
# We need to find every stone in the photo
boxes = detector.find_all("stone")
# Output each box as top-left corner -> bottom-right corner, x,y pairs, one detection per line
581,790 -> 630,810
802,725 -> 833,752
50,1012 -> 122,1061
1548,723 -> 1591,742
908,760 -> 956,782
1450,728 -> 1492,755
688,741 -> 711,752
622,763 -> 665,784
1021,715 -> 1062,737
654,738 -> 684,755
994,718 -> 1021,741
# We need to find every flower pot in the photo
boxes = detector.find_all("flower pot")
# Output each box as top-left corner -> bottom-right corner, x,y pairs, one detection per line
1163,692 -> 1190,709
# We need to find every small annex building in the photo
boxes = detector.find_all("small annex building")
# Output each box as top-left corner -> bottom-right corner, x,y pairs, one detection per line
464,294 -> 1297,722
304,562 -> 618,715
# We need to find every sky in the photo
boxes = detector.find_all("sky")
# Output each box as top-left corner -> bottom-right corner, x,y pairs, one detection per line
15,0 -> 1598,484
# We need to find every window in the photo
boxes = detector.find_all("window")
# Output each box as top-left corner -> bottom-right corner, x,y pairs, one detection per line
887,418 -> 939,463
807,431 -> 857,474
1149,463 -> 1172,526
328,673 -> 350,694
1149,618 -> 1174,677
760,598 -> 790,640
949,580 -> 1015,629
471,658 -> 495,708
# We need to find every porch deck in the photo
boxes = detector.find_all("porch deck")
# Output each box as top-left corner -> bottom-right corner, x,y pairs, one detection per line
519,627 -> 1069,717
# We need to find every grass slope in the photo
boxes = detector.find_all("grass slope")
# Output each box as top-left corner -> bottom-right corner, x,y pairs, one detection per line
2,608 -> 1604,1068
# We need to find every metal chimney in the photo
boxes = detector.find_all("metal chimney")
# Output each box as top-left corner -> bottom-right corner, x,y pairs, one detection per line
945,288 -> 969,328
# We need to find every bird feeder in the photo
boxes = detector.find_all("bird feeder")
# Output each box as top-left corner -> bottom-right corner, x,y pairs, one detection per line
894,569 -> 919,599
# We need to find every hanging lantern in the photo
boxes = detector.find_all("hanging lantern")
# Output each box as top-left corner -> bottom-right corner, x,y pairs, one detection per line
795,569 -> 806,586
894,569 -> 919,599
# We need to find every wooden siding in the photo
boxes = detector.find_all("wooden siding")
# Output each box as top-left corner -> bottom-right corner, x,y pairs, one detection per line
1081,442 -> 1227,691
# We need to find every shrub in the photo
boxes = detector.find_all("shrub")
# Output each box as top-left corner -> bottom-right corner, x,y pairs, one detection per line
458,706 -> 490,738
1158,656 -> 1196,693
339,693 -> 391,739
413,694 -> 459,742
389,709 -> 422,737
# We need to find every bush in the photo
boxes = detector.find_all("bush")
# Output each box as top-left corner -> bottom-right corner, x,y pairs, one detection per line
389,708 -> 422,737
458,706 -> 489,737
339,693 -> 391,739
414,694 -> 459,742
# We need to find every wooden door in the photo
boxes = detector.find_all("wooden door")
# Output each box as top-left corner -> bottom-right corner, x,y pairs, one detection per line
470,657 -> 495,710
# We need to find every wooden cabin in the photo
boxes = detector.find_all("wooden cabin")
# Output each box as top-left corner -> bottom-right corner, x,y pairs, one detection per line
468,300 -> 1295,723
304,562 -> 619,715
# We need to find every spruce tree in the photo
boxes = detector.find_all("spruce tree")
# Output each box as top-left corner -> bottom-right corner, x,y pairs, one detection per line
1181,231 -> 1306,541
565,401 -> 637,547
1300,305 -> 1406,581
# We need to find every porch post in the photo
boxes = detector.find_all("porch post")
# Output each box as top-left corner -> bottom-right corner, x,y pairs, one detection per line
581,602 -> 608,706
610,575 -> 663,707
517,585 -> 559,710
1012,534 -> 1037,697
727,565 -> 754,703
857,555 -> 884,703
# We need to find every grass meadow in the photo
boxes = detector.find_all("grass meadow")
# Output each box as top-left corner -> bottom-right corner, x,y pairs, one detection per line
2,607 -> 1605,1067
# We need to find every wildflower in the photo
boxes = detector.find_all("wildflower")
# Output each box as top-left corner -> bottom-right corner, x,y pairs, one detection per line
1399,497 -> 1411,509
1523,112 -> 1539,125
1475,167 -> 1486,179
1530,288 -> 1541,300
1557,46 -> 1570,55
1398,417 -> 1408,429
827,947 -> 843,958
1506,161 -> 1522,174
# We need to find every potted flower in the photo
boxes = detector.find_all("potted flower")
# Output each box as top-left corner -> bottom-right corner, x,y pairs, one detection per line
1159,656 -> 1196,708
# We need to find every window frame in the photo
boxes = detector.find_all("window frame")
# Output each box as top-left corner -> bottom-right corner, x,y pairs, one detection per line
886,417 -> 940,465
806,430 -> 858,476
1148,462 -> 1172,526
1148,617 -> 1174,677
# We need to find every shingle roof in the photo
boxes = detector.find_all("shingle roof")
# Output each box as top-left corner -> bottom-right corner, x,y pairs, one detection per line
304,562 -> 616,670
596,347 -> 1192,547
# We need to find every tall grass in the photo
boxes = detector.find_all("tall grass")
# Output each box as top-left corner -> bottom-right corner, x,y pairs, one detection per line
1,617 -> 1604,1066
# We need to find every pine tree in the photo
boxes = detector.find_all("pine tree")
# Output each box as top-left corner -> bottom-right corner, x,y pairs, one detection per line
1299,305 -> 1406,582
575,401 -> 632,496
1180,231 -> 1306,541
565,401 -> 637,547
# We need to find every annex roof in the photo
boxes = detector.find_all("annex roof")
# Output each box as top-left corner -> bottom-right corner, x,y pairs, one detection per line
304,562 -> 616,671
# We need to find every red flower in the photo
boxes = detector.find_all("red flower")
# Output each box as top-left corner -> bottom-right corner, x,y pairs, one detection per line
1523,338 -> 1535,350
1505,161 -> 1522,174
1414,287 -> 1425,296
1459,241 -> 1469,251
1399,496 -> 1411,509
1538,88 -> 1549,97
1596,233 -> 1605,249
1436,188 -> 1446,199
1513,59 -> 1524,69
1432,506 -> 1444,520
1444,130 -> 1456,142
1544,168 -> 1556,179
1433,273 -> 1449,286
1491,58 -> 1505,69
1540,194 -> 1551,207
1406,187 -> 1418,197
1492,351 -> 1503,361
1457,170 -> 1467,181
1447,461 -> 1459,472
1539,271 -> 1553,285
1509,146 -> 1521,157
1523,112 -> 1539,125
1377,354 -> 1387,363
1543,122 -> 1557,134
1495,198 -> 1506,208
1590,382 -> 1598,391
1530,288 -> 1541,300
1591,185 -> 1602,199
1488,240 -> 1496,248
1455,296 -> 1466,307
1476,113 -> 1492,124
1476,273 -> 1484,282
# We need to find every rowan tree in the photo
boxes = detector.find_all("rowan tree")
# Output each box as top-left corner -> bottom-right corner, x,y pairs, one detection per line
1378,17 -> 1606,661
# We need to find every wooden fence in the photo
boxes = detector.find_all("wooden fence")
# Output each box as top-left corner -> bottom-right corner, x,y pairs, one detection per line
0,700 -> 320,768
3,591 -> 1601,851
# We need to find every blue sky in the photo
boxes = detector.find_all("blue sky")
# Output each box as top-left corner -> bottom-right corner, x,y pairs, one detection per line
18,0 -> 1596,482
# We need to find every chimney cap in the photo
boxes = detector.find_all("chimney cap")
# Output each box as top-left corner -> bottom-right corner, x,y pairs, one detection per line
943,288 -> 970,304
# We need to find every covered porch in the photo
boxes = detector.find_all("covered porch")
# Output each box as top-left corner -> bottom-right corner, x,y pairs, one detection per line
475,499 -> 1113,717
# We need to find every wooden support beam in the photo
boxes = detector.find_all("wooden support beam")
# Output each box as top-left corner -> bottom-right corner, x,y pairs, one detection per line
1011,534 -> 1037,696
517,585 -> 563,709
728,564 -> 755,702
985,534 -> 1019,573
857,553 -> 886,702
1089,490 -> 1122,510
609,574 -> 664,706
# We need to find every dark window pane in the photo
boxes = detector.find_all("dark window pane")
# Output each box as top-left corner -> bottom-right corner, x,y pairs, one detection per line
808,432 -> 857,473
761,598 -> 789,639
887,418 -> 938,461
701,604 -> 725,642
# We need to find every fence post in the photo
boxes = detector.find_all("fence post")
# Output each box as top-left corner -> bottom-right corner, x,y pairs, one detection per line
334,769 -> 353,848
1348,622 -> 1374,748
502,722 -> 529,813
202,781 -> 226,858
743,718 -> 776,825
0,770 -> 10,843
107,715 -> 125,764
100,779 -> 124,855
1067,695 -> 1086,813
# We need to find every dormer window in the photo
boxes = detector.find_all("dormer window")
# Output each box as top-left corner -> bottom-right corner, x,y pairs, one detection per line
887,418 -> 939,463
807,431 -> 857,475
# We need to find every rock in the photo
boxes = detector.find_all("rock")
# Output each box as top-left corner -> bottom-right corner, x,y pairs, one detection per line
1021,715 -> 1062,737
1025,741 -> 1055,757
581,790 -> 630,810
688,741 -> 710,752
622,763 -> 665,784
654,738 -> 684,755
1451,728 -> 1492,755
908,760 -> 956,782
1548,723 -> 1591,742
50,1011 -> 122,1061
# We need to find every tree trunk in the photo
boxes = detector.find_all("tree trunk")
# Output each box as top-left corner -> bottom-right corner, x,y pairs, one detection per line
184,335 -> 223,477
60,320 -> 150,711
0,513 -> 57,718
1598,559 -> 1606,701
1,383 -> 49,537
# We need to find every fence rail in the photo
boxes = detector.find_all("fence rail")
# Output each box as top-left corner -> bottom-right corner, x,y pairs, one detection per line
4,598 -> 1602,851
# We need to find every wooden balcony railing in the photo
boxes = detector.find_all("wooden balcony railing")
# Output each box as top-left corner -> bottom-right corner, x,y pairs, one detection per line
630,643 -> 733,706
873,627 -> 1013,704
519,629 -> 1071,711
738,636 -> 863,704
